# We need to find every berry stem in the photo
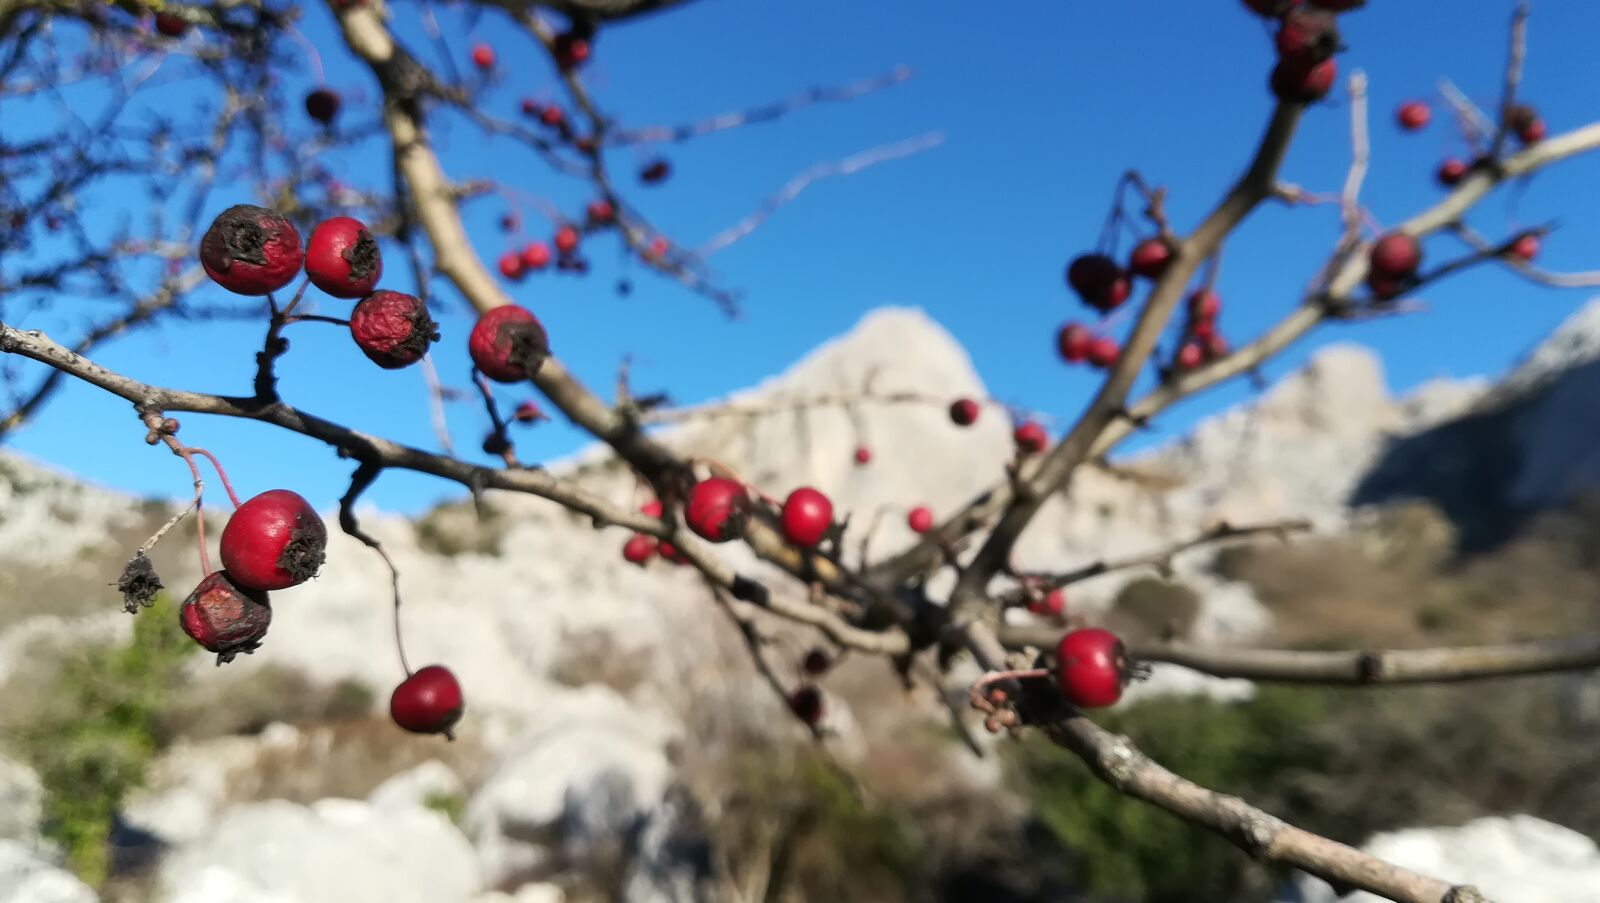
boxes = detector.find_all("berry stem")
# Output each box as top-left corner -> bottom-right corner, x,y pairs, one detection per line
339,461 -> 413,677
968,667 -> 1051,715
283,314 -> 351,327
284,23 -> 327,84
174,450 -> 212,575
181,446 -> 242,509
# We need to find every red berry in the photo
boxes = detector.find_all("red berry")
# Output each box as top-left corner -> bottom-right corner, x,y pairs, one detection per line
948,398 -> 980,427
780,487 -> 833,549
470,43 -> 495,70
622,534 -> 656,565
1509,105 -> 1545,145
1028,589 -> 1066,617
657,540 -> 690,565
1508,233 -> 1539,262
1274,9 -> 1339,65
1066,254 -> 1131,312
640,499 -> 664,518
1175,342 -> 1204,371
1270,58 -> 1337,103
586,199 -> 614,225
512,400 -> 545,423
153,11 -> 188,37
1055,628 -> 1131,709
906,506 -> 934,534
802,649 -> 832,675
348,290 -> 437,369
520,242 -> 551,271
519,99 -> 542,118
1202,333 -> 1230,361
788,686 -> 823,725
853,445 -> 872,466
219,490 -> 327,592
644,236 -> 670,261
1436,158 -> 1468,187
1369,232 -> 1422,279
305,216 -> 381,298
1187,288 -> 1221,321
1087,337 -> 1119,369
1013,420 -> 1048,455
639,158 -> 671,185
553,225 -> 580,256
390,665 -> 465,737
1057,323 -> 1093,363
1366,271 -> 1404,301
686,477 -> 749,543
1396,100 -> 1431,132
468,305 -> 549,383
1127,237 -> 1174,279
305,88 -> 341,126
539,105 -> 564,128
497,252 -> 525,281
179,571 -> 272,664
553,32 -> 590,70
199,205 -> 304,296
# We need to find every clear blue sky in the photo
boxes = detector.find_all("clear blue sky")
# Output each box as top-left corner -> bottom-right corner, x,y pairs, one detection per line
8,1 -> 1600,515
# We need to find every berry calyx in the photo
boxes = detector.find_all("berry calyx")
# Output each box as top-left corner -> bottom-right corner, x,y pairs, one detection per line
1369,232 -> 1422,279
639,158 -> 671,185
1055,627 -> 1132,709
349,290 -> 438,369
853,445 -> 872,466
788,686 -> 824,725
1507,233 -> 1540,262
1436,158 -> 1468,187
470,43 -> 495,70
780,487 -> 834,549
305,216 -> 382,298
199,205 -> 304,296
468,305 -> 550,383
906,506 -> 933,534
219,489 -> 328,591
685,477 -> 750,543
1013,420 -> 1048,455
179,571 -> 272,665
1128,237 -> 1175,279
305,89 -> 341,126
1396,100 -> 1430,132
520,242 -> 552,271
390,665 -> 465,737
553,225 -> 580,256
1066,254 -> 1131,312
622,534 -> 657,566
949,398 -> 980,427
1087,336 -> 1119,369
1057,323 -> 1092,363
1028,589 -> 1066,617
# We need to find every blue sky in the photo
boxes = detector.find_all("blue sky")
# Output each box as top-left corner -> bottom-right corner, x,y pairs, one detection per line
8,1 -> 1600,515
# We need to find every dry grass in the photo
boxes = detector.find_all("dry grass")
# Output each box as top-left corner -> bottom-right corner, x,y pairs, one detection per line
240,716 -> 486,805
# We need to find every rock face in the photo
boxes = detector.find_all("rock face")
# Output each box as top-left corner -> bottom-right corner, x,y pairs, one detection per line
0,756 -> 42,844
1291,815 -> 1600,903
0,840 -> 95,903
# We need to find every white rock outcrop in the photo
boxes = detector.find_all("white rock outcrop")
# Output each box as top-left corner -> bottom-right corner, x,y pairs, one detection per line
0,840 -> 95,903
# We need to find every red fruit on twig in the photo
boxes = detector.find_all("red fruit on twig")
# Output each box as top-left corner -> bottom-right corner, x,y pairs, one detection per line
553,225 -> 580,256
305,216 -> 381,298
788,686 -> 824,725
1436,158 -> 1468,187
1508,233 -> 1540,263
1057,323 -> 1092,363
498,252 -> 525,281
1087,336 -> 1119,369
554,32 -> 590,70
519,99 -> 542,118
469,305 -> 549,383
780,487 -> 833,549
305,89 -> 341,126
539,106 -> 564,128
686,477 -> 750,543
622,534 -> 657,565
1187,288 -> 1221,321
1396,100 -> 1430,132
1055,627 -> 1132,709
179,571 -> 272,665
1274,9 -> 1340,65
154,12 -> 189,37
1028,589 -> 1066,617
1369,232 -> 1422,279
1202,332 -> 1230,361
906,506 -> 934,534
1127,237 -> 1175,279
220,489 -> 328,591
1509,105 -> 1545,145
948,398 -> 980,427
639,158 -> 671,185
1066,254 -> 1131,312
349,290 -> 438,370
1013,420 -> 1048,455
512,400 -> 546,423
199,205 -> 304,296
390,665 -> 465,737
586,199 -> 614,225
520,242 -> 551,271
853,445 -> 872,466
470,43 -> 495,70
1175,342 -> 1204,371
1270,58 -> 1337,103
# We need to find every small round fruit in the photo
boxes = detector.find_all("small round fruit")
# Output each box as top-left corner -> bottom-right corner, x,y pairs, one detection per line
639,158 -> 671,184
520,242 -> 551,271
1028,589 -> 1066,617
1369,232 -> 1422,279
1270,58 -> 1337,103
657,540 -> 690,565
1202,333 -> 1230,360
179,571 -> 272,664
1057,323 -> 1092,363
1175,342 -> 1204,371
1508,233 -> 1539,262
1396,100 -> 1430,132
1274,9 -> 1339,65
554,32 -> 590,70
349,290 -> 438,369
586,199 -> 614,224
468,305 -> 549,383
1187,288 -> 1221,321
1087,337 -> 1119,369
1127,237 -> 1174,279
640,499 -> 664,518
390,665 -> 465,736
788,686 -> 823,725
219,489 -> 328,591
539,105 -> 564,128
498,251 -> 526,281
470,43 -> 495,70
154,11 -> 188,37
305,216 -> 381,298
1054,627 -> 1131,709
1366,271 -> 1404,301
949,398 -> 980,427
686,477 -> 750,543
780,487 -> 834,549
305,88 -> 341,126
512,400 -> 545,423
906,506 -> 934,534
1066,254 -> 1131,312
1013,420 -> 1048,455
622,534 -> 656,566
1510,106 -> 1545,145
802,649 -> 832,676
853,446 -> 872,466
1436,158 -> 1468,187
553,225 -> 579,256
199,205 -> 304,296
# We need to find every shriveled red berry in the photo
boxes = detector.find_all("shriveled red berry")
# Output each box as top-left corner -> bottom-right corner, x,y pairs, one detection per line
1436,158 -> 1469,187
686,477 -> 749,543
305,89 -> 341,126
349,290 -> 438,369
1013,420 -> 1048,455
1187,288 -> 1221,321
1055,627 -> 1131,709
1087,337 -> 1119,369
498,251 -> 526,281
1507,233 -> 1539,262
179,571 -> 271,664
1175,342 -> 1204,371
305,216 -> 381,298
1028,589 -> 1066,617
154,11 -> 188,37
622,534 -> 656,565
390,665 -> 465,737
1396,100 -> 1430,132
906,506 -> 933,534
1057,323 -> 1092,363
539,105 -> 564,128
554,32 -> 590,70
853,445 -> 872,466
1274,9 -> 1339,65
639,158 -> 671,185
512,400 -> 545,423
199,205 -> 304,296
219,490 -> 328,592
470,43 -> 495,70
1128,237 -> 1175,279
949,398 -> 980,426
788,686 -> 824,725
1066,254 -> 1131,312
553,225 -> 580,256
1369,232 -> 1422,279
780,487 -> 833,549
586,199 -> 614,225
1270,57 -> 1337,103
468,305 -> 549,383
802,649 -> 832,676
